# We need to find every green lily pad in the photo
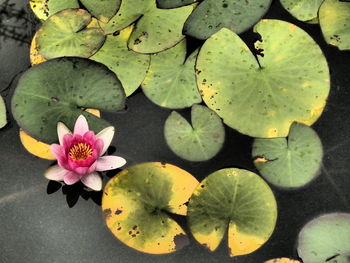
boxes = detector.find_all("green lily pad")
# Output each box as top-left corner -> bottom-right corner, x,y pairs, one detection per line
187,168 -> 277,257
164,105 -> 225,162
29,0 -> 79,21
252,123 -> 323,188
297,213 -> 350,263
80,0 -> 121,23
184,0 -> 272,40
157,0 -> 198,9
91,26 -> 150,97
196,20 -> 330,138
36,9 -> 106,59
280,0 -> 324,22
141,39 -> 202,108
11,57 -> 125,143
319,0 -> 350,51
0,96 -> 7,129
102,162 -> 199,254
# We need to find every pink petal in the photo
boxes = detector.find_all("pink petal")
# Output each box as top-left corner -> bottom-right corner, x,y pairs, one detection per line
96,156 -> 126,171
73,166 -> 89,175
57,122 -> 71,145
50,144 -> 63,159
62,133 -> 74,152
63,171 -> 81,185
83,131 -> 96,145
96,126 -> 115,156
87,161 -> 97,174
81,172 -> 102,191
44,165 -> 67,181
94,139 -> 104,156
74,115 -> 89,136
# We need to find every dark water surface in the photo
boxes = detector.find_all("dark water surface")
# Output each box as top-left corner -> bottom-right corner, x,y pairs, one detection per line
1,0 -> 350,262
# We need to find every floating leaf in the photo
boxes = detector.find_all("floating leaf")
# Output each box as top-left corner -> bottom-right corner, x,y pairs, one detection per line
36,9 -> 106,59
156,0 -> 198,9
164,105 -> 225,162
196,20 -> 330,138
102,162 -> 199,254
265,259 -> 300,263
188,168 -> 277,257
30,32 -> 46,66
297,213 -> 350,263
252,123 -> 323,188
0,96 -> 7,129
80,0 -> 121,23
29,0 -> 79,21
12,57 -> 125,143
91,26 -> 150,96
141,39 -> 201,108
280,0 -> 323,22
184,0 -> 272,40
319,0 -> 350,51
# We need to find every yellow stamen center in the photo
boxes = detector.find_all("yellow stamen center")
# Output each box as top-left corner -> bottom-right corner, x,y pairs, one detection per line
69,143 -> 93,161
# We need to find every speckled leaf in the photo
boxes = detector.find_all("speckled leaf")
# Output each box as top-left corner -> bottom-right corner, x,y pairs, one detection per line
184,0 -> 272,40
36,9 -> 106,59
102,162 -> 199,254
319,0 -> 350,51
91,26 -> 150,96
12,57 -> 125,143
297,213 -> 350,263
157,0 -> 198,9
280,0 -> 323,22
187,168 -> 277,257
252,123 -> 323,188
141,40 -> 201,108
164,105 -> 225,162
265,259 -> 301,263
80,0 -> 121,23
196,20 -> 330,138
29,0 -> 79,21
30,32 -> 46,66
0,96 -> 7,129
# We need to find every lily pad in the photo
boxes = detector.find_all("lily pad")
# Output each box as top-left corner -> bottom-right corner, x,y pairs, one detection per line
196,20 -> 330,138
187,168 -> 277,256
80,0 -> 121,23
157,0 -> 198,9
12,57 -> 125,143
164,105 -> 225,162
319,0 -> 350,51
265,259 -> 300,263
280,0 -> 324,22
102,162 -> 199,254
29,0 -> 79,21
30,32 -> 47,66
36,9 -> 106,59
184,0 -> 272,40
252,123 -> 323,188
297,213 -> 350,263
141,39 -> 202,108
0,96 -> 7,129
91,26 -> 150,97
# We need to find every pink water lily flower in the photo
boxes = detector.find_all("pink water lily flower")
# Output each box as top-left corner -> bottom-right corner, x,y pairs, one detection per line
45,115 -> 126,191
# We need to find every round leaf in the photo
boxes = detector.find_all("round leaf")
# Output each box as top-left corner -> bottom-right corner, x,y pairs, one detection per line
36,9 -> 106,59
164,105 -> 225,162
80,0 -> 121,23
30,32 -> 47,66
11,57 -> 125,143
141,39 -> 202,108
319,0 -> 350,51
102,162 -> 199,254
0,96 -> 7,129
157,0 -> 198,9
91,26 -> 150,96
252,123 -> 323,188
280,0 -> 324,22
29,0 -> 79,21
196,20 -> 330,138
184,0 -> 272,40
187,168 -> 277,257
297,213 -> 350,263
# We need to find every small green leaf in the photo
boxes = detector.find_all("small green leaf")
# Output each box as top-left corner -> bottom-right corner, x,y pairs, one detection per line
141,39 -> 201,108
91,26 -> 150,96
196,20 -> 330,138
297,213 -> 350,263
252,123 -> 323,188
164,105 -> 225,162
36,9 -> 106,59
280,0 -> 323,22
0,96 -> 7,129
319,0 -> 350,51
11,57 -> 125,143
187,168 -> 277,257
184,0 -> 272,39
80,0 -> 121,23
29,0 -> 79,21
157,0 -> 198,9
